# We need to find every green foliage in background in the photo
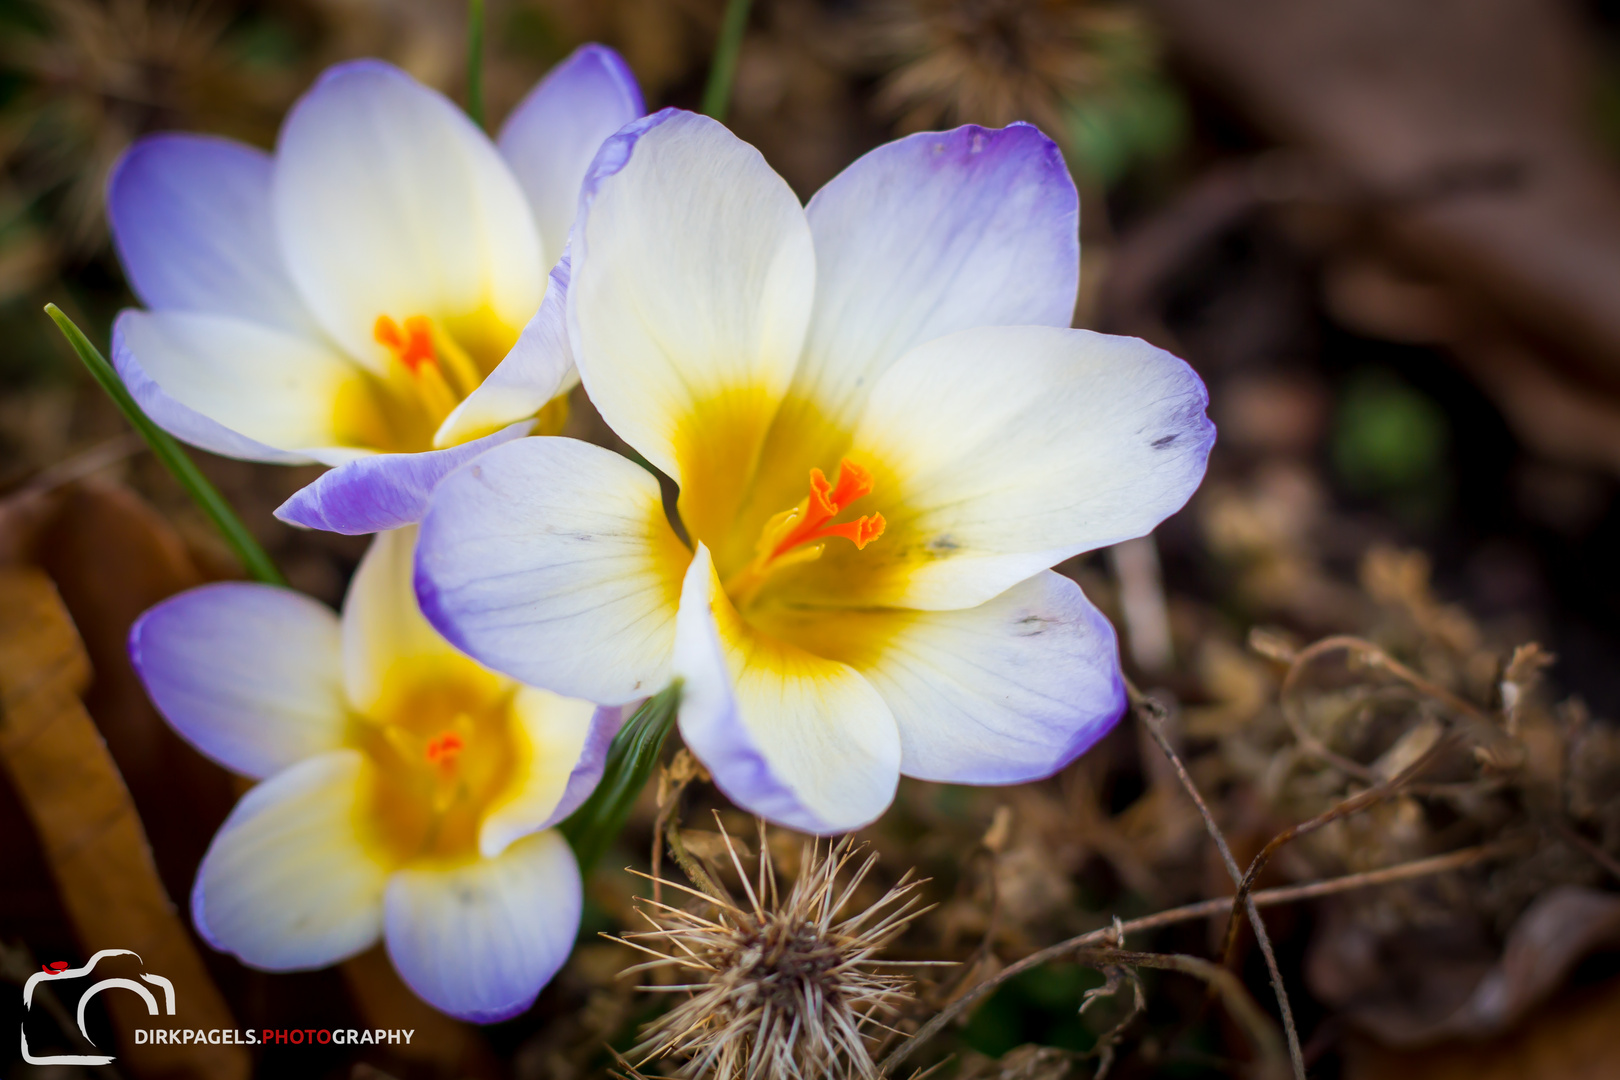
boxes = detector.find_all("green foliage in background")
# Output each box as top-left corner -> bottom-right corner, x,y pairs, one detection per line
1064,23 -> 1187,186
1332,366 -> 1450,523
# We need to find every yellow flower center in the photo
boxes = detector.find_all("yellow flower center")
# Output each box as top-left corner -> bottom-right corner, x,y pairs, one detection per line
333,309 -> 569,453
351,665 -> 521,867
721,457 -> 886,610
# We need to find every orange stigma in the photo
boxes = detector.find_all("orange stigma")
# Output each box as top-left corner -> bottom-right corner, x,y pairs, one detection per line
724,458 -> 885,607
768,460 -> 885,559
424,731 -> 464,770
374,315 -> 438,374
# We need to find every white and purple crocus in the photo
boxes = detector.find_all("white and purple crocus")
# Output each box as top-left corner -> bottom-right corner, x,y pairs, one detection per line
415,111 -> 1216,835
112,49 -> 1217,1021
107,46 -> 643,534
130,526 -> 620,1021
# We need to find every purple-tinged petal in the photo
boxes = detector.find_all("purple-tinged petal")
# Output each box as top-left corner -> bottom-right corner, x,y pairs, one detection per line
479,696 -> 621,857
785,124 -> 1079,440
130,583 -> 347,779
275,420 -> 534,534
770,572 -> 1126,785
111,310 -> 321,465
498,44 -> 644,269
566,108 -> 815,511
807,325 -> 1216,611
415,436 -> 687,706
538,704 -> 625,829
672,545 -> 900,835
193,751 -> 388,970
384,830 -> 580,1023
435,252 -> 575,448
107,134 -> 322,336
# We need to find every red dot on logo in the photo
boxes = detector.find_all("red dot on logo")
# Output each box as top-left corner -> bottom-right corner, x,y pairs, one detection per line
42,961 -> 70,973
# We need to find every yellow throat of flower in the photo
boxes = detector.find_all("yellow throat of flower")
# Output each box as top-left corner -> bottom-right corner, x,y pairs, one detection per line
351,662 -> 521,868
722,457 -> 886,610
334,308 -> 568,453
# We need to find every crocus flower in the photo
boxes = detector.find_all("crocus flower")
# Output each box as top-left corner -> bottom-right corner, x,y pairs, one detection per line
106,46 -> 642,535
129,527 -> 618,1021
417,111 -> 1216,833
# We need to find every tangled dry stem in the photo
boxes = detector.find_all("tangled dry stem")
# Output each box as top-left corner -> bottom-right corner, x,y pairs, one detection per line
1131,690 -> 1307,1080
878,654 -> 1538,1080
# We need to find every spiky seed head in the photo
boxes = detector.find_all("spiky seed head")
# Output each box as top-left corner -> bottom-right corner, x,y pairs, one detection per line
865,0 -> 1158,147
616,823 -> 934,1080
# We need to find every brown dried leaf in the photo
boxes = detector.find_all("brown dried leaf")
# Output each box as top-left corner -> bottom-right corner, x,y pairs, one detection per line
1322,885 -> 1620,1048
1346,969 -> 1620,1080
33,480 -> 239,905
0,568 -> 246,1080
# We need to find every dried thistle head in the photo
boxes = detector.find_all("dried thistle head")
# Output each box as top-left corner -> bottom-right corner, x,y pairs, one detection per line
617,822 -> 932,1080
863,0 -> 1165,161
0,0 -> 294,293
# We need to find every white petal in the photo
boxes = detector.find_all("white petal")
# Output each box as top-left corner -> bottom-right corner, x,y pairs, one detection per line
567,109 -> 815,528
193,752 -> 388,970
107,134 -> 323,336
341,525 -> 470,714
478,694 -> 617,858
416,436 -> 689,706
384,830 -> 581,1022
130,583 -> 347,780
498,44 -> 644,270
673,545 -> 900,834
113,309 -> 368,462
846,325 -> 1215,609
761,572 -> 1125,784
434,253 -> 575,448
793,123 -> 1078,432
274,60 -> 544,366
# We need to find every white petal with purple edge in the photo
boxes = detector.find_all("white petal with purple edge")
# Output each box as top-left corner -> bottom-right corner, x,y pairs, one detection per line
673,545 -> 900,834
479,697 -> 619,857
384,829 -> 581,1022
275,420 -> 534,535
107,134 -> 323,337
567,109 -> 815,484
193,751 -> 388,970
498,45 -> 644,270
433,255 -> 574,449
341,526 -> 472,714
852,325 -> 1215,610
539,704 -> 625,827
274,60 -> 543,366
416,437 -> 688,705
113,309 -> 372,465
782,572 -> 1126,784
111,311 -> 308,465
130,583 -> 347,779
793,123 -> 1079,432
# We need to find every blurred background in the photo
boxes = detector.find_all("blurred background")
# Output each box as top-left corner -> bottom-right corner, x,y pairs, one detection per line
6,1 -> 1620,1078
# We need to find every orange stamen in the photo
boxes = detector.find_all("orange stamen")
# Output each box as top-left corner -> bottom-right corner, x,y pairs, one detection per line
374,314 -> 438,374
424,731 -> 464,768
723,457 -> 887,607
769,459 -> 883,560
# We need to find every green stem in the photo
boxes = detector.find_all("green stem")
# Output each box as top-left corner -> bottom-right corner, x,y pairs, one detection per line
466,0 -> 485,128
700,0 -> 754,121
44,304 -> 287,588
561,682 -> 682,873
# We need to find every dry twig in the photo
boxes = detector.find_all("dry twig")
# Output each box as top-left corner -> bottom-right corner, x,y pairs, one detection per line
878,839 -> 1513,1076
1131,691 -> 1307,1080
